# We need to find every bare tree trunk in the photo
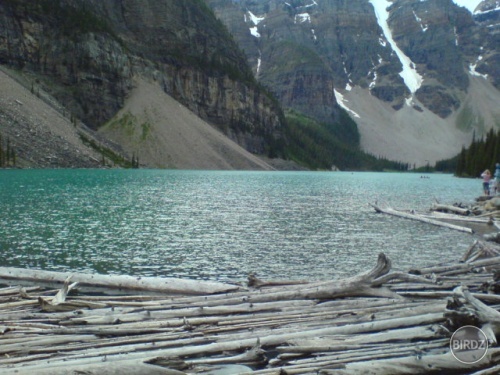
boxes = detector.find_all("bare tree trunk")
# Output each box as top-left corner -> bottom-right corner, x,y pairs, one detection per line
430,203 -> 471,215
371,204 -> 474,233
0,267 -> 240,295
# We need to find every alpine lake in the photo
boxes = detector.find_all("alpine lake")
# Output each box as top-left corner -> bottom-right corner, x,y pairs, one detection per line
0,169 -> 481,283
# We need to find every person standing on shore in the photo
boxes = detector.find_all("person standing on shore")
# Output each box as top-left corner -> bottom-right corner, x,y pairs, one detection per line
481,169 -> 492,195
494,163 -> 500,195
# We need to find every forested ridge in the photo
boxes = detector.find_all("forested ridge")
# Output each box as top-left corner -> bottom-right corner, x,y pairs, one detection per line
435,129 -> 500,177
284,110 -> 410,171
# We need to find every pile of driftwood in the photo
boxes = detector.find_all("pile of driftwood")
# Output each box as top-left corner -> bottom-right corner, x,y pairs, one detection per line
2,244 -> 500,374
372,199 -> 500,236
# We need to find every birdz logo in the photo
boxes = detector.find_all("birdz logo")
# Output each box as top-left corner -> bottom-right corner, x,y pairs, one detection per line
450,326 -> 488,364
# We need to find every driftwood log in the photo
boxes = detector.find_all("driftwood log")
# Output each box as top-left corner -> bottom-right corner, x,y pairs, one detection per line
1,249 -> 500,374
431,203 -> 471,216
371,204 -> 474,234
0,267 -> 240,295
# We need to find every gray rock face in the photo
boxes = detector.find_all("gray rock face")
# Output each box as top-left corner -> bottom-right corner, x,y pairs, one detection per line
207,0 -> 499,120
0,0 -> 284,156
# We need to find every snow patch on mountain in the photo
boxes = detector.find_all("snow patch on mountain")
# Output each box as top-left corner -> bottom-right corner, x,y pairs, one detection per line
334,89 -> 361,118
369,0 -> 423,94
470,55 -> 488,79
295,13 -> 311,23
413,10 -> 428,32
250,27 -> 260,37
247,11 -> 265,25
246,10 -> 265,38
475,3 -> 500,15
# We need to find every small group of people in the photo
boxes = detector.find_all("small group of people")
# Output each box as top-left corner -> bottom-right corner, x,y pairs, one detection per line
481,163 -> 500,195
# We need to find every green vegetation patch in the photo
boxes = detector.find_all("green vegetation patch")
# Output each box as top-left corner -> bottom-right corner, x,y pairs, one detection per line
264,41 -> 326,74
107,112 -> 138,138
39,0 -> 114,38
141,122 -> 152,141
78,132 -> 135,168
106,112 -> 152,143
0,133 -> 17,168
456,104 -> 485,133
283,109 -> 408,171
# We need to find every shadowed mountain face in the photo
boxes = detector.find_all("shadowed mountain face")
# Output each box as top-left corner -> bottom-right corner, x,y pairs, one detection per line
208,0 -> 498,117
207,0 -> 500,164
0,0 -> 285,166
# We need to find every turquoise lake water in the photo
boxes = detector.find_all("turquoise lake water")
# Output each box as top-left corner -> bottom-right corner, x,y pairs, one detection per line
0,169 -> 481,282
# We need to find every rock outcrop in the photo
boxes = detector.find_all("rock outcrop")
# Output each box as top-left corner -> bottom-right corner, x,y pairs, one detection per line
0,0 -> 285,167
207,0 -> 500,165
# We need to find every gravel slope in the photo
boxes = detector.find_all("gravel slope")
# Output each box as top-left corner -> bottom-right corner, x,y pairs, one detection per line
341,75 -> 500,167
98,79 -> 275,170
0,69 -> 275,170
0,68 -> 103,168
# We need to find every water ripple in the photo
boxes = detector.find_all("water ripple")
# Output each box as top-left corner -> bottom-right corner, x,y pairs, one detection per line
0,170 -> 479,282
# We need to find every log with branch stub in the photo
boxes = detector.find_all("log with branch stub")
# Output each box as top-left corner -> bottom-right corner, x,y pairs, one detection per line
3,248 -> 500,374
462,240 -> 500,263
0,267 -> 241,295
445,286 -> 500,345
371,204 -> 474,234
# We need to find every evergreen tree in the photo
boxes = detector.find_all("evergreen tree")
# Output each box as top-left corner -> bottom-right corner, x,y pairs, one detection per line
456,146 -> 466,177
6,138 -> 10,167
0,134 -> 3,168
451,129 -> 500,177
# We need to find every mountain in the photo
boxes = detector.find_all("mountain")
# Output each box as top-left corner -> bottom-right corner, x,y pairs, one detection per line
1,0 -> 498,170
0,0 -> 284,169
206,0 -> 500,166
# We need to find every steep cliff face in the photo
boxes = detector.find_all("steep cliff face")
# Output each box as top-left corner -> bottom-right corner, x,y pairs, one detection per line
208,0 -> 383,133
208,0 -> 499,117
0,0 -> 284,161
472,0 -> 500,89
207,0 -> 500,164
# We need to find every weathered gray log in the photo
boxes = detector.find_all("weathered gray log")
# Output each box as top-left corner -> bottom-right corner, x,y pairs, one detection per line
247,273 -> 308,288
463,241 -> 500,263
484,232 -> 500,243
430,203 -> 470,216
237,253 -> 404,302
453,286 -> 500,345
412,255 -> 500,275
36,276 -> 108,312
283,325 -> 442,349
322,348 -> 500,374
185,345 -> 266,366
0,267 -> 240,295
256,340 -> 450,374
4,248 -> 500,374
425,212 -> 491,223
0,310 -> 444,371
0,359 -> 185,375
372,204 -> 474,233
470,363 -> 500,374
476,210 -> 500,218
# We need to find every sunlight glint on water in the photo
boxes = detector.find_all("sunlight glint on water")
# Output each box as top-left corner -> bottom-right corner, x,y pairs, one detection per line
0,170 -> 480,282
